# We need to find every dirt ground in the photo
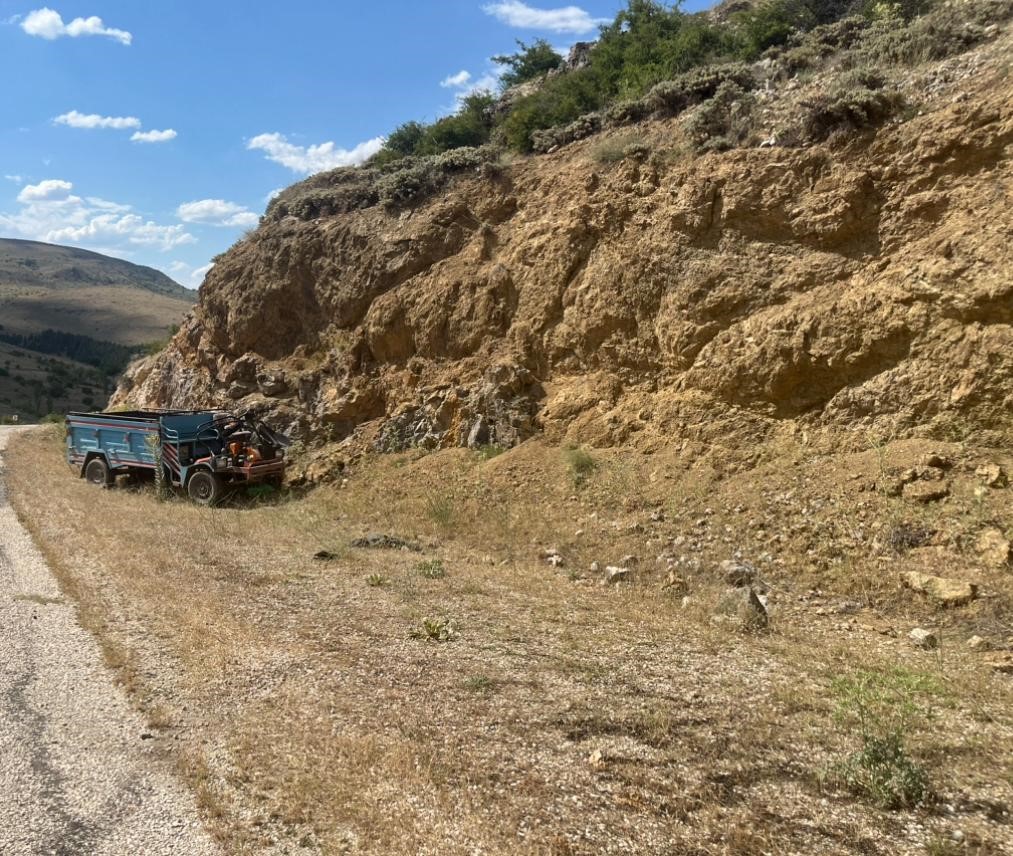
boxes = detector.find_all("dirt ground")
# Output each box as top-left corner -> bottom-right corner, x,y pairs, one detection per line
8,426 -> 1013,855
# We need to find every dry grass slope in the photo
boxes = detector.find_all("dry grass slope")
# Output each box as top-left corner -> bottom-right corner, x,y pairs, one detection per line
10,427 -> 1013,855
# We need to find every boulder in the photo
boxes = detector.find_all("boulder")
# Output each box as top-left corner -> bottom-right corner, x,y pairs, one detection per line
719,559 -> 756,587
605,566 -> 632,585
976,464 -> 1008,488
976,528 -> 1011,569
909,627 -> 938,649
258,372 -> 289,396
901,571 -> 978,607
714,586 -> 769,631
903,481 -> 950,503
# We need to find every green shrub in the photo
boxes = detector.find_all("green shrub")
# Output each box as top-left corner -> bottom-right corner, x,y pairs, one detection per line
590,134 -> 652,163
424,493 -> 457,527
646,63 -> 756,115
603,98 -> 653,126
774,16 -> 870,74
415,559 -> 447,579
493,39 -> 564,87
410,617 -> 458,642
462,674 -> 498,693
685,80 -> 758,152
859,0 -> 1012,66
530,111 -> 602,153
384,120 -> 426,157
499,68 -> 605,152
733,0 -> 818,58
376,146 -> 495,207
565,446 -> 597,487
828,668 -> 938,808
365,573 -> 388,587
795,68 -> 904,142
267,169 -> 380,220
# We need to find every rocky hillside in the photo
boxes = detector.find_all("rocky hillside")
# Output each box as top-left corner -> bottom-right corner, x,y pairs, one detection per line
115,6 -> 1013,481
0,238 -> 193,346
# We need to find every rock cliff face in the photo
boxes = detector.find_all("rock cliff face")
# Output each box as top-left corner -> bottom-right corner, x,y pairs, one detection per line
115,34 -> 1013,479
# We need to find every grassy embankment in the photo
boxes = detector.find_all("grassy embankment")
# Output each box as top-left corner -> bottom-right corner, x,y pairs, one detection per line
8,426 -> 1013,855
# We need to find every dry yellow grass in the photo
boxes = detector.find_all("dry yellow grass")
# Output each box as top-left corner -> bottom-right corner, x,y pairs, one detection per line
8,426 -> 1013,855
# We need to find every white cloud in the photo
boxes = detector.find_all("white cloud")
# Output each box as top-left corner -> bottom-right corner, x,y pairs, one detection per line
438,66 -> 502,114
264,188 -> 283,204
1,178 -> 195,253
441,70 -> 472,88
55,110 -> 140,130
4,175 -> 24,184
247,132 -> 384,175
18,178 -> 73,202
22,8 -> 132,45
163,260 -> 213,289
189,263 -> 213,286
131,128 -> 177,143
176,199 -> 258,228
483,1 -> 607,34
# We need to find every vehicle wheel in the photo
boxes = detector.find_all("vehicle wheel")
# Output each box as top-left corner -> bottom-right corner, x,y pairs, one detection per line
85,458 -> 111,487
187,470 -> 223,506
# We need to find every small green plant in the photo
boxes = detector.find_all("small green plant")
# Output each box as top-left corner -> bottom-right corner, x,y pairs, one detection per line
476,444 -> 505,460
415,559 -> 447,579
565,446 -> 597,487
410,617 -> 458,642
590,134 -> 651,164
365,573 -> 388,588
246,483 -> 278,501
828,668 -> 938,808
684,80 -> 757,152
425,494 -> 456,527
462,674 -> 498,693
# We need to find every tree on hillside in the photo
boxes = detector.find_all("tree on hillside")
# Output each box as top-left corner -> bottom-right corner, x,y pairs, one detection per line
493,39 -> 564,88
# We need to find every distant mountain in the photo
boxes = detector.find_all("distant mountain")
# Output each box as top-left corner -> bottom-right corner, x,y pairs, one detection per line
0,238 -> 194,347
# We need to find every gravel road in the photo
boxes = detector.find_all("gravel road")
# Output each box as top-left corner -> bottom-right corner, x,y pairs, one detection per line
0,427 -> 218,856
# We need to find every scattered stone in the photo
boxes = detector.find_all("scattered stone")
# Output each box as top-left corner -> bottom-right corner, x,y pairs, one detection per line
257,372 -> 288,396
226,382 -> 254,399
901,571 -> 978,607
350,533 -> 423,552
620,554 -> 639,567
661,571 -> 688,594
719,559 -> 756,587
977,464 -> 1008,488
902,481 -> 950,503
920,452 -> 951,470
548,554 -> 564,568
681,596 -> 692,609
713,586 -> 769,631
976,528 -> 1011,569
589,561 -> 600,573
835,600 -> 863,615
967,635 -> 990,651
605,566 -> 632,585
988,653 -> 1013,675
313,550 -> 340,561
588,749 -> 605,769
909,628 -> 938,649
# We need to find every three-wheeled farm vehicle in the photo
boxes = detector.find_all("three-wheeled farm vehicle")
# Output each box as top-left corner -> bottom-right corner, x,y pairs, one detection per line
66,409 -> 288,505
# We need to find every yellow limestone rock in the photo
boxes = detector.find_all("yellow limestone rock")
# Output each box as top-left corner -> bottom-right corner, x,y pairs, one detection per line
901,571 -> 977,607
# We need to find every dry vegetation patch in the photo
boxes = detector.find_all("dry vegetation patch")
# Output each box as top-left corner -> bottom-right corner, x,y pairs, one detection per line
8,427 -> 1013,854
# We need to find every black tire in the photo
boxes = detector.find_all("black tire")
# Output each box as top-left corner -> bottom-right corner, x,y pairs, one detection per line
187,470 -> 223,506
84,458 -> 111,487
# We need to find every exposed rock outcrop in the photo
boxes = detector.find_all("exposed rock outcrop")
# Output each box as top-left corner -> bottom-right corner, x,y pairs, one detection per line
114,33 -> 1013,481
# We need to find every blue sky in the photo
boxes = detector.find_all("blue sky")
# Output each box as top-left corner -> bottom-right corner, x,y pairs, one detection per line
0,1 -> 708,287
